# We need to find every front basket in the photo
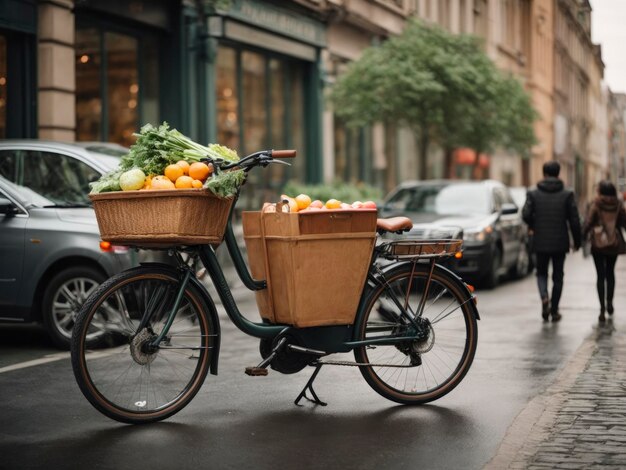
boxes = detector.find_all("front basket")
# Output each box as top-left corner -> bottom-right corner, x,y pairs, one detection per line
89,189 -> 234,246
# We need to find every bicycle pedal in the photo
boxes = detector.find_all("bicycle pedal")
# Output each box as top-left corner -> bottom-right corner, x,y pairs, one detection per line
245,367 -> 269,376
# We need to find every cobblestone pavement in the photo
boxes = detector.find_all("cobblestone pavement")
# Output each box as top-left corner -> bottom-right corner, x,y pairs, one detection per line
486,255 -> 626,470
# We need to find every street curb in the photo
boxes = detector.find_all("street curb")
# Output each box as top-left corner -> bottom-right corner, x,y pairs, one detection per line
483,335 -> 597,470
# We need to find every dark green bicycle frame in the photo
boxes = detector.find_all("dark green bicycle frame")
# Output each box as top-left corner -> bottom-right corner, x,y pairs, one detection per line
149,192 -> 478,356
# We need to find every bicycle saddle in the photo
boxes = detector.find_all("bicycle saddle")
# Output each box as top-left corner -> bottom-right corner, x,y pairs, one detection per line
376,217 -> 413,234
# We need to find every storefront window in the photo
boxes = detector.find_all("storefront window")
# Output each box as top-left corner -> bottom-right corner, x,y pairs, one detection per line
242,51 -> 267,155
106,32 -> 138,146
216,47 -> 239,150
76,28 -> 102,141
215,46 -> 307,206
75,26 -> 159,147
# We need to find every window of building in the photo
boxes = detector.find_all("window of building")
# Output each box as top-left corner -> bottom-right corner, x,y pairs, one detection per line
215,45 -> 306,206
75,26 -> 160,147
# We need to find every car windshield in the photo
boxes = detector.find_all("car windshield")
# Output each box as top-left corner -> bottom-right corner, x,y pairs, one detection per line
0,175 -> 55,207
387,184 -> 491,215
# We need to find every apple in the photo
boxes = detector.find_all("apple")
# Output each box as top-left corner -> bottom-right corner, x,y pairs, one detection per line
340,203 -> 352,209
363,201 -> 377,209
310,200 -> 324,209
351,201 -> 364,209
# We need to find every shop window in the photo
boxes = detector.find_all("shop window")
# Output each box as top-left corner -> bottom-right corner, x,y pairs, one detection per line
76,27 -> 159,147
215,46 -> 306,206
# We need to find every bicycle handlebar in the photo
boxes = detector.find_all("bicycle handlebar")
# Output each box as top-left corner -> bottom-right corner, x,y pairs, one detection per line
271,149 -> 296,159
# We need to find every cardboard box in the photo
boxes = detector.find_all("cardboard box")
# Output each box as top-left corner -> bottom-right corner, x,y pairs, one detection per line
243,210 -> 377,327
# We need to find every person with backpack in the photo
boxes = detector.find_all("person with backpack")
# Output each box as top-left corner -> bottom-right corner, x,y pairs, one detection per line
522,161 -> 582,322
583,180 -> 626,322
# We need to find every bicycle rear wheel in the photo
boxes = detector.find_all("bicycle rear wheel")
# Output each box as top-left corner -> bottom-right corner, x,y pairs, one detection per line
71,267 -> 215,424
354,262 -> 478,404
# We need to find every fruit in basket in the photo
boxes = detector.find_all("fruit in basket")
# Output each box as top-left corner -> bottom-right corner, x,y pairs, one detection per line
295,194 -> 311,210
175,175 -> 194,189
310,200 -> 323,209
351,201 -> 363,209
151,175 -> 175,190
363,201 -> 377,209
191,179 -> 203,189
189,162 -> 212,181
176,160 -> 190,175
143,176 -> 152,190
119,169 -> 146,191
164,164 -> 184,182
325,199 -> 341,209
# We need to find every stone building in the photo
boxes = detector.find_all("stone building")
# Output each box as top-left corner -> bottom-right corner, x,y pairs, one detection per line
0,0 -> 608,199
609,92 -> 626,191
553,0 -> 605,203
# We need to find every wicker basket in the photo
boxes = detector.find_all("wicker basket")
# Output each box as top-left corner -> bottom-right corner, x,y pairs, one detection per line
90,189 -> 234,246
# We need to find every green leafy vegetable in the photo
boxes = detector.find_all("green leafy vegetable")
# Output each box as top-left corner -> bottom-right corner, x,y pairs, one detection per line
203,169 -> 246,198
89,122 -> 244,195
89,169 -> 123,194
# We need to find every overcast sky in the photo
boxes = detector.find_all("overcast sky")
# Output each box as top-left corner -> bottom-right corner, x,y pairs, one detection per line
591,0 -> 626,93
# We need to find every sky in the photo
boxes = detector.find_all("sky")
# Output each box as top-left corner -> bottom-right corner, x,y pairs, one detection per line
591,0 -> 626,93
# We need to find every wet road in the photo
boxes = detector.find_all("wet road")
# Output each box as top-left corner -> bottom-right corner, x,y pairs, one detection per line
0,252 -> 614,470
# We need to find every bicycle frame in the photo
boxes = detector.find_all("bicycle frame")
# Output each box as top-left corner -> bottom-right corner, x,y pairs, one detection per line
147,189 -> 478,357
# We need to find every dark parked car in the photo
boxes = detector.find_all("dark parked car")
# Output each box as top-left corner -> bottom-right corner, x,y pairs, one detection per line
0,140 -> 163,348
380,179 -> 528,288
509,186 -> 534,274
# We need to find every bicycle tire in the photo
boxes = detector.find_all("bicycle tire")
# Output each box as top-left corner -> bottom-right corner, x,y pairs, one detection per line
354,262 -> 478,405
71,266 -> 215,424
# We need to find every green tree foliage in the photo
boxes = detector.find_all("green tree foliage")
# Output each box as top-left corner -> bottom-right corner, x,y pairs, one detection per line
330,19 -> 537,179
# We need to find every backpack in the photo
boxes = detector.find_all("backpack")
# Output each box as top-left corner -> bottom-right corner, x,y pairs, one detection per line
590,205 -> 625,253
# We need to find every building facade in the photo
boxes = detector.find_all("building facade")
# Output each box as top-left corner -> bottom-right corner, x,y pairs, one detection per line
553,0 -> 606,204
1,0 -> 610,201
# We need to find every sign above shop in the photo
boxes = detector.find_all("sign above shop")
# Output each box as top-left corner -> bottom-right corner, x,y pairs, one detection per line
219,0 -> 326,48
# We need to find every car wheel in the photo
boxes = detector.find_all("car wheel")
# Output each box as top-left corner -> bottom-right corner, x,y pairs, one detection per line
483,247 -> 501,289
42,266 -> 106,349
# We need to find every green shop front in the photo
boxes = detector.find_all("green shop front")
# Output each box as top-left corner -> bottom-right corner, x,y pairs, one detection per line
202,0 -> 326,207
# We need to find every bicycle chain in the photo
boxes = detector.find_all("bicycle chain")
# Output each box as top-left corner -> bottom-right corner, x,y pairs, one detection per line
315,359 -> 418,368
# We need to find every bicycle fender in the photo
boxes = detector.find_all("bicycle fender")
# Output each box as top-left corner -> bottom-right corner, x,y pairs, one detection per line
363,261 -> 480,321
138,262 -> 222,375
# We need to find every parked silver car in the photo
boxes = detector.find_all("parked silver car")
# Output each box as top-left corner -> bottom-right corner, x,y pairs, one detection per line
0,140 -> 162,348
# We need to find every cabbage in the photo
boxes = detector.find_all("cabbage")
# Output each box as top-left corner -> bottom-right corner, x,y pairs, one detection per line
119,169 -> 146,191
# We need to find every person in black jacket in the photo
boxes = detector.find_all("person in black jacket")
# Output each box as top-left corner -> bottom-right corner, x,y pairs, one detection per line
522,161 -> 582,322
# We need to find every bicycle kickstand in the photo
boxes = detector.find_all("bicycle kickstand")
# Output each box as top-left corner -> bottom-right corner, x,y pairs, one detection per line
294,362 -> 327,407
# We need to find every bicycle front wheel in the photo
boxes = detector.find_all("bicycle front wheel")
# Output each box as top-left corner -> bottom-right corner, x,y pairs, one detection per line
354,262 -> 478,404
71,267 -> 215,424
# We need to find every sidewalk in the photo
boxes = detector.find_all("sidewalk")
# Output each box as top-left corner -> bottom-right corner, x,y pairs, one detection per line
486,257 -> 626,469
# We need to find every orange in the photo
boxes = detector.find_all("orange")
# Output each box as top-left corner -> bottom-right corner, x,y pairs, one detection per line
189,162 -> 211,181
151,175 -> 175,190
325,199 -> 341,209
175,175 -> 194,189
295,194 -> 312,210
191,179 -> 203,189
164,164 -> 184,182
142,176 -> 152,190
176,160 -> 190,175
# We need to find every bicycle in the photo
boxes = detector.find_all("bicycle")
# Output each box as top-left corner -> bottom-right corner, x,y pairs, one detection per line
71,149 -> 480,424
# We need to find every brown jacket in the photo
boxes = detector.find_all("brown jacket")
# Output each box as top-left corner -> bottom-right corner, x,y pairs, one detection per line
583,195 -> 626,254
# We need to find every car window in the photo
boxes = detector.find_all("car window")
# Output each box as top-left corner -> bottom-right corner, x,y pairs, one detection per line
21,151 -> 99,205
0,150 -> 18,182
387,184 -> 490,215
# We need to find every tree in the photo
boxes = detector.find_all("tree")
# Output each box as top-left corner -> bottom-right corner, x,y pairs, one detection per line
330,19 -> 537,180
